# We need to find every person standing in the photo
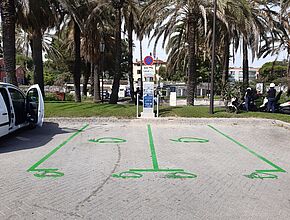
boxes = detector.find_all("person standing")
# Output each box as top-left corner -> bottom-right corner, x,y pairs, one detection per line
267,83 -> 276,113
244,87 -> 252,112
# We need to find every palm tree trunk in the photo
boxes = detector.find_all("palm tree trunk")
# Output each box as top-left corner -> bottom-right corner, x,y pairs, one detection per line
73,20 -> 81,102
83,62 -> 91,96
32,29 -> 44,95
0,0 -> 18,86
186,10 -> 197,106
242,37 -> 249,90
222,33 -> 230,88
128,11 -> 135,102
287,55 -> 290,95
94,65 -> 101,102
109,7 -> 122,104
90,63 -> 94,95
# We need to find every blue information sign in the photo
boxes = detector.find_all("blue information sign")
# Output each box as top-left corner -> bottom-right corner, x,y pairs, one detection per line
143,94 -> 153,108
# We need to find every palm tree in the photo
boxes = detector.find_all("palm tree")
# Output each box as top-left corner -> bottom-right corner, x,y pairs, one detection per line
280,0 -> 290,93
255,1 -> 289,92
216,0 -> 270,91
0,0 -> 18,86
109,0 -> 125,104
141,0 -> 212,106
17,0 -> 62,95
123,0 -> 140,102
59,0 -> 110,102
73,19 -> 82,102
81,0 -> 116,102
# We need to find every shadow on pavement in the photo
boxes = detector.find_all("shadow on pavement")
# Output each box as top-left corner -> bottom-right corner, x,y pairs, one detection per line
0,122 -> 76,154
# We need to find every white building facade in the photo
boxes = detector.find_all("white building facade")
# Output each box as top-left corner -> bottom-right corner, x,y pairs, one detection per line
133,59 -> 166,86
228,67 -> 259,82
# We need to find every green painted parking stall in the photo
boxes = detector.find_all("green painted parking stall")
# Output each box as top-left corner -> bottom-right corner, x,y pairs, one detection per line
27,124 -> 89,178
208,125 -> 286,179
111,124 -> 199,179
26,123 -> 286,180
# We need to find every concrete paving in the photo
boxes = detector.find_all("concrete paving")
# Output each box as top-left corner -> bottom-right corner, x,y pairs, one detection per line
0,118 -> 290,220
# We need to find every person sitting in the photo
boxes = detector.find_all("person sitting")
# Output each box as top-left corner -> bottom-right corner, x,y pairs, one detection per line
267,83 -> 276,113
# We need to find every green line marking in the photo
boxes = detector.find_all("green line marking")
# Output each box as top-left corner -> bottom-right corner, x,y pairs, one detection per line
112,124 -> 197,179
147,124 -> 159,170
208,125 -> 286,179
88,137 -> 126,144
27,124 -> 89,178
129,169 -> 184,172
170,137 -> 209,143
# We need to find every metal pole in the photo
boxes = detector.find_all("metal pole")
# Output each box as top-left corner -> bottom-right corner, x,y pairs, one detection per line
137,94 -> 139,118
210,0 -> 217,114
157,94 -> 159,117
100,40 -> 105,103
101,70 -> 104,103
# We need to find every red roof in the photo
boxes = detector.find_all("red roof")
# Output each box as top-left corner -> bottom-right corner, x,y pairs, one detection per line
134,59 -> 167,65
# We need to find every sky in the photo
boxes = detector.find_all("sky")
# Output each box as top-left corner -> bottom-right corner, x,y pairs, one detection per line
132,36 -> 288,68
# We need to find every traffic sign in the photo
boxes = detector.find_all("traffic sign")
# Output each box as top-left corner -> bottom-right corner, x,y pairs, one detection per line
144,56 -> 154,66
142,66 -> 154,77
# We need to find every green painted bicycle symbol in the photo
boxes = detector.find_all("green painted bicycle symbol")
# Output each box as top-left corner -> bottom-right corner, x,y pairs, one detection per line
112,125 -> 202,179
89,137 -> 127,144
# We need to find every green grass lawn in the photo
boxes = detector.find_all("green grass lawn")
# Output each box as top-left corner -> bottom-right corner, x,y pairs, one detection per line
45,101 -> 290,123
45,101 -> 139,118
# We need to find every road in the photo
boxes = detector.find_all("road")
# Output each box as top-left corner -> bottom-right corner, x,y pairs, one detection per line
0,118 -> 290,219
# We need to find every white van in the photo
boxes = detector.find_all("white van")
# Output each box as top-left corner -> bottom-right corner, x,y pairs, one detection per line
0,83 -> 44,138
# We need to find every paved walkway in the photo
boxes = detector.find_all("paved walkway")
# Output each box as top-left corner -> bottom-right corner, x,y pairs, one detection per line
0,118 -> 290,219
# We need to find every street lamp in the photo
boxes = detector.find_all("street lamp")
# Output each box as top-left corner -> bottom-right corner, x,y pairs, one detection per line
100,39 -> 105,102
210,0 -> 217,114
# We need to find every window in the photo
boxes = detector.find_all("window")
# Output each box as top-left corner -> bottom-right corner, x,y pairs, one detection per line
9,88 -> 25,102
27,88 -> 39,103
8,88 -> 26,125
137,70 -> 141,75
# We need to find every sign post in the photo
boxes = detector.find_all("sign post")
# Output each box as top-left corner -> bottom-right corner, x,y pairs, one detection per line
141,56 -> 155,118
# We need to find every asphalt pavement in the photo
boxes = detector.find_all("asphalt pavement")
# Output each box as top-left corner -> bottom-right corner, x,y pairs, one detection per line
0,118 -> 290,220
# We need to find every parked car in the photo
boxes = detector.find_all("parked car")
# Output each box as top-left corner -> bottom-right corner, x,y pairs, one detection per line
0,83 -> 44,138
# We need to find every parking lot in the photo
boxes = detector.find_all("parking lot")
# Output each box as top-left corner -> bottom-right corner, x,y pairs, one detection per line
0,118 -> 290,220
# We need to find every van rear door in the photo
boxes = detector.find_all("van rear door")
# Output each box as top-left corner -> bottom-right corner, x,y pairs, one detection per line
26,85 -> 44,127
0,93 -> 9,137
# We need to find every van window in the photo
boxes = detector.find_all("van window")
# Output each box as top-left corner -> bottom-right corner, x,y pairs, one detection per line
0,88 -> 11,125
8,88 -> 26,125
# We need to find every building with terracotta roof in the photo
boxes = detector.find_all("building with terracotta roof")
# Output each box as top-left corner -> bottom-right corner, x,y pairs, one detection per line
133,59 -> 166,85
0,58 -> 26,84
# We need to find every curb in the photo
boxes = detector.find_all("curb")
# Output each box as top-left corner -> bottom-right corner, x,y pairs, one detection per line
44,117 -> 290,128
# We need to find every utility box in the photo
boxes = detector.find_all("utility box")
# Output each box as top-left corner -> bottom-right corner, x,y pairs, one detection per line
169,86 -> 177,106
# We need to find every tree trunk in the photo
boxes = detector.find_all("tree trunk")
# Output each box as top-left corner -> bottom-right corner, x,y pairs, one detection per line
73,20 -> 81,102
222,33 -> 230,88
32,29 -> 44,95
242,37 -> 249,90
109,7 -> 122,104
287,55 -> 290,95
186,10 -> 197,106
0,0 -> 18,86
94,65 -> 101,102
83,62 -> 91,96
90,63 -> 94,96
128,11 -> 135,102
140,39 -> 143,97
